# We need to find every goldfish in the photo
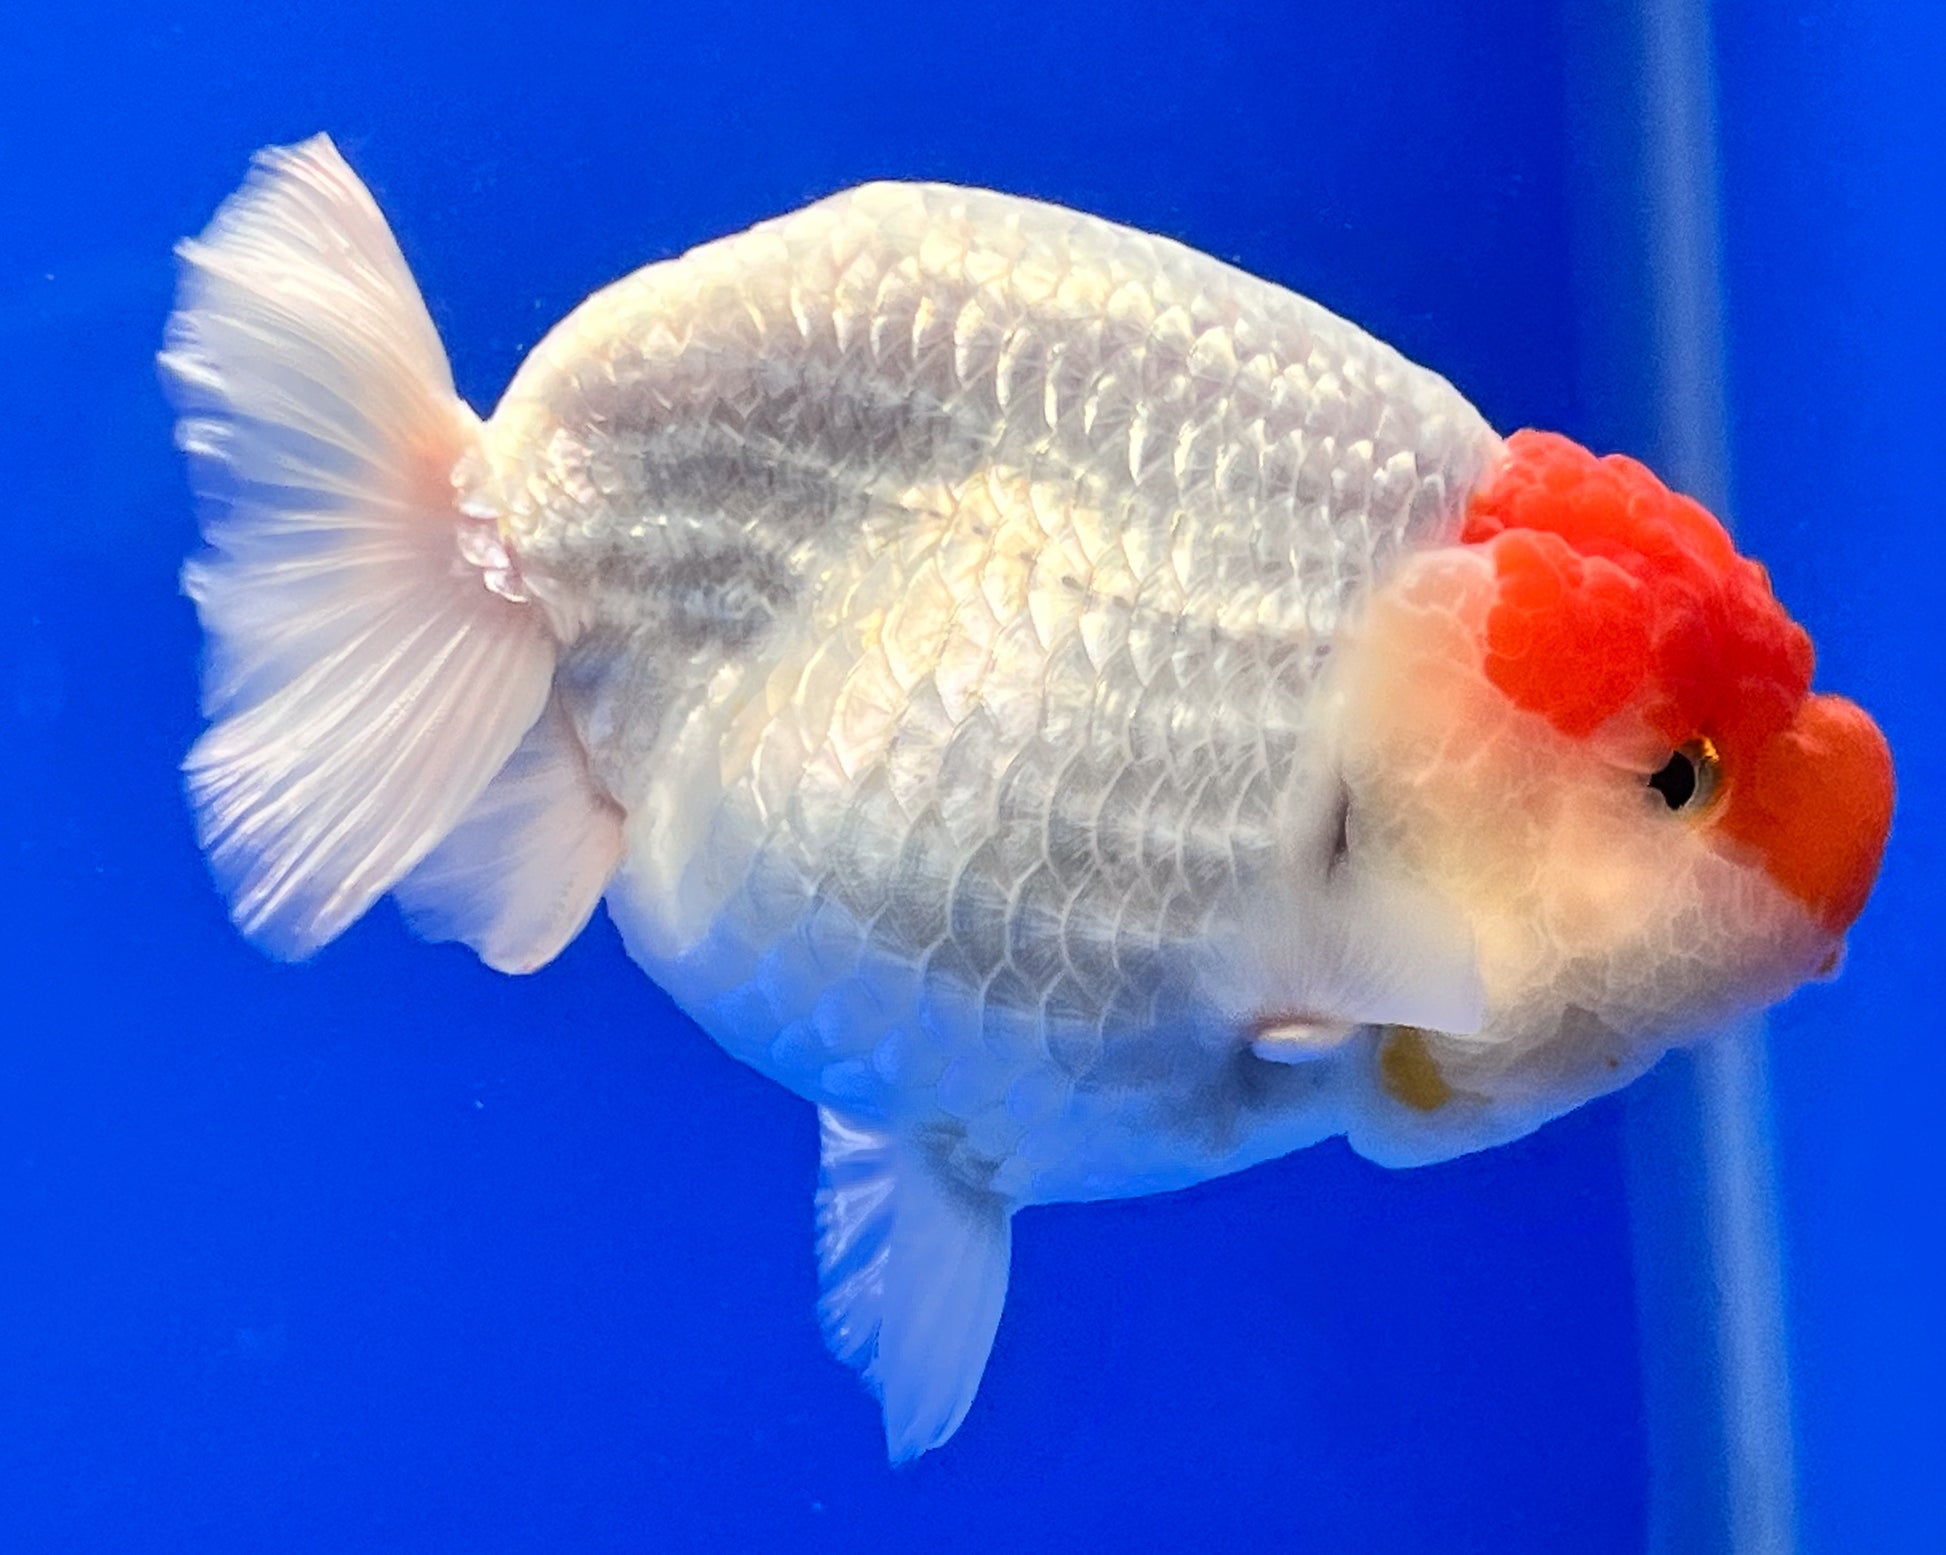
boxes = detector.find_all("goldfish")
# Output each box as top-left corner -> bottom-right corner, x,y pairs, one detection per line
162,136 -> 1893,1460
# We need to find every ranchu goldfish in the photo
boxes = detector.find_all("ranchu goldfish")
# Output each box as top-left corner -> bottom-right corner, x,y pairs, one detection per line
163,137 -> 1892,1459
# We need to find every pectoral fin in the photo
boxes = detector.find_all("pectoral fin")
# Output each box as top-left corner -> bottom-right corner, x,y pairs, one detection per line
815,1110 -> 1013,1462
1219,860 -> 1486,1042
1313,864 -> 1486,1033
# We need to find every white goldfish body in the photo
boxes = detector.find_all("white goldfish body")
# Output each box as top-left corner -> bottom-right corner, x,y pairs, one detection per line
163,137 -> 1892,1459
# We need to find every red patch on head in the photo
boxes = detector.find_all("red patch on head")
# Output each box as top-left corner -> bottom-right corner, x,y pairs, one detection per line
1462,430 -> 1891,931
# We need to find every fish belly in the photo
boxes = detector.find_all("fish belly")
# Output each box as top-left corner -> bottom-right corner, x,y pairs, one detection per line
481,182 -> 1501,1201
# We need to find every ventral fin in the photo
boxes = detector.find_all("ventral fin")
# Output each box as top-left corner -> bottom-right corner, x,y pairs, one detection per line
815,1109 -> 1013,1462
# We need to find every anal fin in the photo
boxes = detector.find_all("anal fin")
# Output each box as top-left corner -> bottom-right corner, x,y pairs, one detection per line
393,693 -> 623,973
816,1109 -> 1013,1462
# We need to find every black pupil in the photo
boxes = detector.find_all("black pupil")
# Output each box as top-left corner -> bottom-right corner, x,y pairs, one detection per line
1649,750 -> 1698,810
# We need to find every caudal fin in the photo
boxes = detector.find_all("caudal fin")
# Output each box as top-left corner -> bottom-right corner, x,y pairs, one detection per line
161,136 -> 556,959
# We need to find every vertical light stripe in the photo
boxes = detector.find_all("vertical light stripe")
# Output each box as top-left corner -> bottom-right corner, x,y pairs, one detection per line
1636,2 -> 1799,1551
1694,1024 -> 1797,1555
1639,0 -> 1733,514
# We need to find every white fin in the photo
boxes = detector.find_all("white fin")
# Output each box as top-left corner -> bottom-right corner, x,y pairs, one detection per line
1250,1017 -> 1358,1064
816,1109 -> 1014,1462
1217,862 -> 1486,1040
395,694 -> 624,973
161,135 -> 555,959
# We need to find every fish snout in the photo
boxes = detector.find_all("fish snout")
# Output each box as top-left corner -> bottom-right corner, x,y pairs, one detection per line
1718,691 -> 1894,934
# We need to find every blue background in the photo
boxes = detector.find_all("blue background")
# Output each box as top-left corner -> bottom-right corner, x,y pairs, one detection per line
0,2 -> 1935,1550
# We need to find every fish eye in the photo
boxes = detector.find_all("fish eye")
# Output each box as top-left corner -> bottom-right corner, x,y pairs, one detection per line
1648,737 -> 1721,814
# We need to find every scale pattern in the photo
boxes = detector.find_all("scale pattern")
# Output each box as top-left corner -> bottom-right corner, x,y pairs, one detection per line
482,183 -> 1503,1197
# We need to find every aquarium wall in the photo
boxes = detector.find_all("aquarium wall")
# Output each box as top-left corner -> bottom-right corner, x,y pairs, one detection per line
0,1 -> 1935,1550
1711,3 -> 1943,1549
